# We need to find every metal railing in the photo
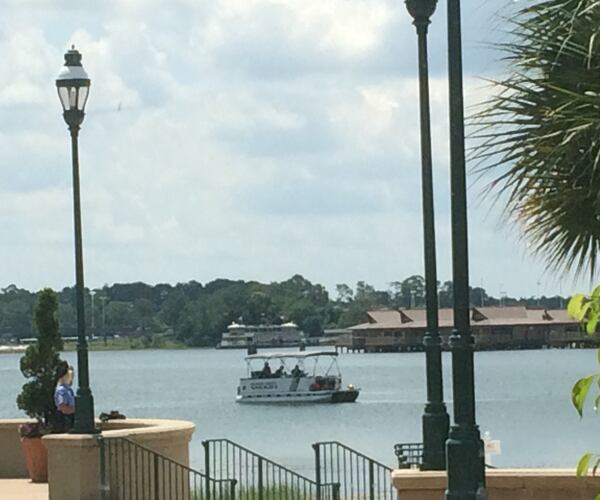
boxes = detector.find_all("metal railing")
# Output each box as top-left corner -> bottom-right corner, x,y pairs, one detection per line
392,441 -> 500,470
393,443 -> 424,470
313,441 -> 394,500
203,438 -> 340,500
99,437 -> 236,500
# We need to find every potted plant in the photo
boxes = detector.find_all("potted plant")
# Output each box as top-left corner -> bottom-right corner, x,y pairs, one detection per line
16,288 -> 65,483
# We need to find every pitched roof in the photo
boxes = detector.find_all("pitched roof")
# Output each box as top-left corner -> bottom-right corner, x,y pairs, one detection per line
350,307 -> 577,331
474,306 -> 527,320
366,310 -> 402,325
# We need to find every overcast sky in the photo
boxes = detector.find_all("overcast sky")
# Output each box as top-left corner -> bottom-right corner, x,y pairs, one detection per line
0,0 -> 589,298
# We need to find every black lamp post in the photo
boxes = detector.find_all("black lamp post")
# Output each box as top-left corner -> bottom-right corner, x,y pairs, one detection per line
56,46 -> 98,435
404,0 -> 449,472
445,1 -> 486,498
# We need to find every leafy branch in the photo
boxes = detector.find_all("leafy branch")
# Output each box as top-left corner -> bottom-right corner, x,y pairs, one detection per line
568,289 -> 600,478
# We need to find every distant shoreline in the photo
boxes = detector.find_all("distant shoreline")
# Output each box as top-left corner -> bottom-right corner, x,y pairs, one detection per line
3,341 -> 595,355
0,337 -> 191,354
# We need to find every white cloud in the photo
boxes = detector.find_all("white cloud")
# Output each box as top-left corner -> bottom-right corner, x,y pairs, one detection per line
0,28 -> 56,106
0,0 -> 585,298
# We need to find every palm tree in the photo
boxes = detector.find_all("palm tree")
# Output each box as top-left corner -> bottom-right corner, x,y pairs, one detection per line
472,0 -> 600,277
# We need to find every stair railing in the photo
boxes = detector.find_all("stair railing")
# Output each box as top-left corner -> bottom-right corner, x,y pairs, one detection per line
313,441 -> 395,500
203,438 -> 340,500
99,436 -> 236,500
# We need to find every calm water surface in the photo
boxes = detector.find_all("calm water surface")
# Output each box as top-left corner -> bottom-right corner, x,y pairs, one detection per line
0,348 -> 595,473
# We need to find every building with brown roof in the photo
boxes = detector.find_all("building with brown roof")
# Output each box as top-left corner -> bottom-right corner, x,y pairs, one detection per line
338,306 -> 592,352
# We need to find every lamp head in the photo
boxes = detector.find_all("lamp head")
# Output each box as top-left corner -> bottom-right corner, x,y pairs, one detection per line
405,0 -> 438,27
56,45 -> 91,127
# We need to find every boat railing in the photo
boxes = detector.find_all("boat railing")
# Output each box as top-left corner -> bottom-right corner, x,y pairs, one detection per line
203,438 -> 340,499
98,436 -> 236,500
313,441 -> 395,500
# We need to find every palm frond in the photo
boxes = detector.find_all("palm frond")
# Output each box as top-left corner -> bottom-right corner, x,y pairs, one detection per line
471,0 -> 600,279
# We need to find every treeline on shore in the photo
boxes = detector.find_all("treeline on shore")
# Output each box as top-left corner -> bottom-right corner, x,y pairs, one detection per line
0,275 -> 568,347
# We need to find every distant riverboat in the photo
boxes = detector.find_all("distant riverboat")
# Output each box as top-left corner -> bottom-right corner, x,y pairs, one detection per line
236,351 -> 359,404
218,322 -> 306,349
0,345 -> 27,354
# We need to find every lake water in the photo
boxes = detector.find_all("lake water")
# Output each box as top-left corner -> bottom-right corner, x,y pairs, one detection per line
0,348 -> 595,474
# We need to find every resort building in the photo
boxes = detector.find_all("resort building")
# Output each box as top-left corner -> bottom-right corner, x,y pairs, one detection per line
339,306 -> 590,352
218,321 -> 306,349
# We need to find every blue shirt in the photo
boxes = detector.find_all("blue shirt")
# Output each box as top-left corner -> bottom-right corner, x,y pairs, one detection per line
54,383 -> 75,409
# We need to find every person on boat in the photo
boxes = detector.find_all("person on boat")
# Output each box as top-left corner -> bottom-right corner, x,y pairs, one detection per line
274,365 -> 285,378
291,364 -> 303,378
54,362 -> 75,432
261,362 -> 272,378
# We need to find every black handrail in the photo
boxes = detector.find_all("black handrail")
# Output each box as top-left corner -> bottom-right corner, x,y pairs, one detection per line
203,438 -> 340,500
99,436 -> 236,500
313,441 -> 395,500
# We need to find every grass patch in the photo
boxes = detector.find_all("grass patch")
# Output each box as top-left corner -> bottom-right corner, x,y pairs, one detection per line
191,484 -> 313,500
62,336 -> 187,352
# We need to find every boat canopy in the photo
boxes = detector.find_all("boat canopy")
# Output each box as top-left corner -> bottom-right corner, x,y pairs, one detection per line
245,351 -> 338,361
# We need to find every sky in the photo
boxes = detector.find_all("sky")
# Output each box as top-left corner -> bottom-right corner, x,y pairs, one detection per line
0,0 -> 591,299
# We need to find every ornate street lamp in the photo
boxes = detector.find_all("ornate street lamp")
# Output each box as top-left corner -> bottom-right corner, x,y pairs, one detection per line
56,46 -> 98,434
404,0 -> 449,471
445,1 -> 486,498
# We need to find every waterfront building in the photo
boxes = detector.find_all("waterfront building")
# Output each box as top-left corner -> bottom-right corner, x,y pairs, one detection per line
218,321 -> 305,349
340,306 -> 590,352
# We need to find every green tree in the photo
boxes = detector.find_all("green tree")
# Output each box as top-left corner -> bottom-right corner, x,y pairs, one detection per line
399,275 -> 425,308
335,284 -> 354,303
286,301 -> 322,336
470,287 -> 487,308
160,289 -> 187,327
16,289 -> 64,425
301,315 -> 323,337
473,0 -> 600,276
176,303 -> 213,346
58,302 -> 76,338
1,299 -> 33,339
438,281 -> 453,309
244,291 -> 277,325
134,298 -> 156,335
105,301 -> 137,333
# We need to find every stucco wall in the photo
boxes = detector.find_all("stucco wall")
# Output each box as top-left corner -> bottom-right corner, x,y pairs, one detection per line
0,419 -> 34,478
393,468 -> 600,500
43,418 -> 195,500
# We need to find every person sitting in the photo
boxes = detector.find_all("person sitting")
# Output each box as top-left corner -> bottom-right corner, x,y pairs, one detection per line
261,362 -> 272,378
274,365 -> 285,378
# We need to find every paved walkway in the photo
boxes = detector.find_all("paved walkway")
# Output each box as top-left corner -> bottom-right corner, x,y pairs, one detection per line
0,479 -> 48,500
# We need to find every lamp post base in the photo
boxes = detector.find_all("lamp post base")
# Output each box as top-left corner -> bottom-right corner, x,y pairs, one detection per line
422,402 -> 449,470
445,425 -> 486,500
71,388 -> 99,435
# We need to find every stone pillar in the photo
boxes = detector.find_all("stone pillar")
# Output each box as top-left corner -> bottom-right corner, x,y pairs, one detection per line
43,434 -> 100,500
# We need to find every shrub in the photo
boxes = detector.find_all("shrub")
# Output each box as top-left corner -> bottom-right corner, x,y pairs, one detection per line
16,288 -> 64,436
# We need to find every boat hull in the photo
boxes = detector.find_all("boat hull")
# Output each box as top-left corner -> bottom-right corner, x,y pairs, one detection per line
237,389 -> 359,404
330,390 -> 360,403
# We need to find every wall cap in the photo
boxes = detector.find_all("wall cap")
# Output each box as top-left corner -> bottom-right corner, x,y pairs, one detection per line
0,419 -> 36,430
42,418 -> 195,449
392,468 -> 600,491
